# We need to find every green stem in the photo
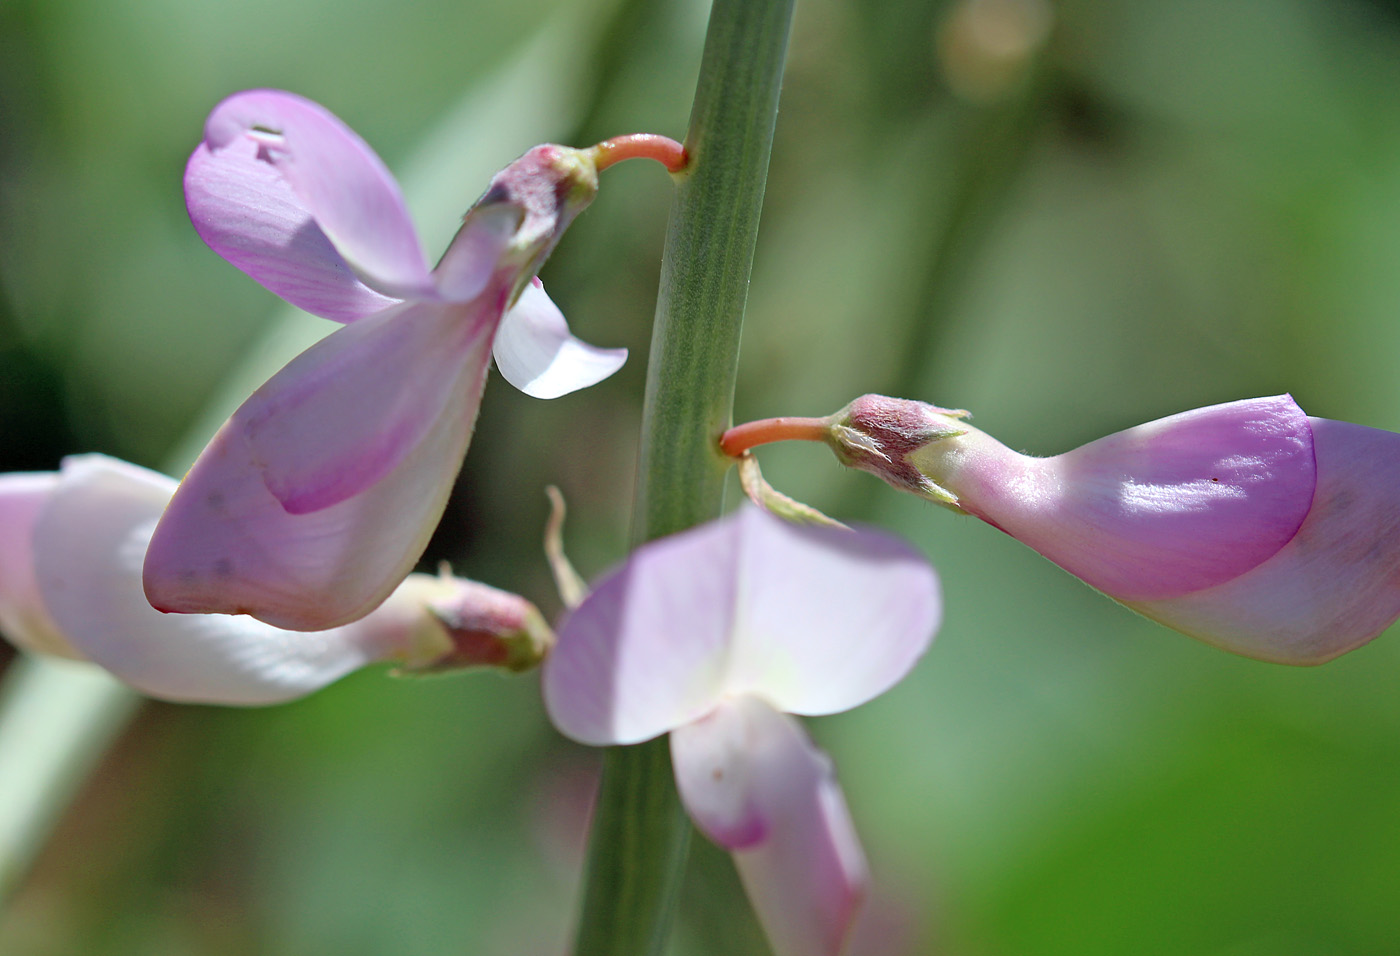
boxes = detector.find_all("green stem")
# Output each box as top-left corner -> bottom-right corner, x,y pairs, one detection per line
570,0 -> 795,953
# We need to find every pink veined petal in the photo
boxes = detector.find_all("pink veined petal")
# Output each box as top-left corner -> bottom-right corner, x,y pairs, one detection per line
671,697 -> 868,956
232,297 -> 490,515
945,396 -> 1316,601
34,456 -> 390,704
1126,417 -> 1400,664
543,517 -> 742,746
185,137 -> 399,323
143,318 -> 495,632
202,90 -> 434,299
492,278 -> 628,399
0,471 -> 79,659
725,508 -> 940,716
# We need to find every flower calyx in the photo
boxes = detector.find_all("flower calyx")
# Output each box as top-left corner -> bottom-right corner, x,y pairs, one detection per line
825,394 -> 971,509
472,144 -> 600,300
392,569 -> 555,676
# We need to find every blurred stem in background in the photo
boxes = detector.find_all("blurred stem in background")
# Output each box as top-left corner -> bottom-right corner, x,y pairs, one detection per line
570,0 -> 795,953
890,77 -> 1051,401
890,2 -> 1055,402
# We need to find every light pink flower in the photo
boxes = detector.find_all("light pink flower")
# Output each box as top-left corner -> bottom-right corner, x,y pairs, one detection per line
0,455 -> 552,704
544,507 -> 941,956
143,90 -> 625,631
829,393 -> 1400,664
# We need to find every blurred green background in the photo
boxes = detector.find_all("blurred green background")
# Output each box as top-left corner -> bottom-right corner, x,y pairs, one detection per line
5,0 -> 1400,952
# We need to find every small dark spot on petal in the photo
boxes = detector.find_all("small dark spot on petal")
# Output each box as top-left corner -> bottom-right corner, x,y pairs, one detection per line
213,558 -> 234,577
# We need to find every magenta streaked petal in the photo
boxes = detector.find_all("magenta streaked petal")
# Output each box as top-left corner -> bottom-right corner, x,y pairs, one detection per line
952,396 -> 1316,601
202,90 -> 433,299
234,298 -> 483,515
185,138 -> 399,323
724,509 -> 939,717
0,471 -> 78,658
493,279 -> 628,399
542,517 -> 739,746
1127,417 -> 1400,663
143,328 -> 494,632
543,508 -> 938,745
34,456 -> 389,704
672,697 -> 867,956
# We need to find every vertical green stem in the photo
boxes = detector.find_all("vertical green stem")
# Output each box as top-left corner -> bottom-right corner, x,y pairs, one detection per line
570,0 -> 795,953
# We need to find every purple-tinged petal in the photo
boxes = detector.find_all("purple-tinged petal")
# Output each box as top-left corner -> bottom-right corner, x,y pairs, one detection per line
185,137 -> 399,323
33,456 -> 393,704
143,316 -> 494,631
543,508 -> 938,745
724,508 -> 939,717
0,472 -> 79,659
232,297 -> 489,515
918,396 -> 1316,601
431,204 -> 521,303
672,697 -> 868,956
543,518 -> 740,746
202,90 -> 434,299
492,279 -> 628,398
1127,417 -> 1400,663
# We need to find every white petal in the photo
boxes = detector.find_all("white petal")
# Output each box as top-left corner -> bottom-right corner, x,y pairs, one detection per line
493,279 -> 627,399
672,697 -> 868,956
33,456 -> 387,704
0,472 -> 79,658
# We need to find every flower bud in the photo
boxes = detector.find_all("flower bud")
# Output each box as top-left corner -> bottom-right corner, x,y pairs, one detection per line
822,393 -> 1400,664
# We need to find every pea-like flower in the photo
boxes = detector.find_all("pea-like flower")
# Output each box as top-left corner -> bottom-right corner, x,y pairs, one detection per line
728,393 -> 1400,665
0,455 -> 553,705
544,507 -> 941,956
143,90 -> 629,631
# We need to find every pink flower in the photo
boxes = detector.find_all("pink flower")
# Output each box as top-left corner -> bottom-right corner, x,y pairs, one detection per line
544,507 -> 941,956
827,393 -> 1400,664
143,90 -> 625,631
0,455 -> 553,704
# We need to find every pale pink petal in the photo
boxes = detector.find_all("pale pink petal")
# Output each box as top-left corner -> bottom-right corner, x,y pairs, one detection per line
542,518 -> 740,746
1127,417 -> 1400,663
430,204 -> 521,303
202,90 -> 433,299
492,279 -> 628,398
185,137 -> 399,323
231,298 -> 484,515
943,396 -> 1316,601
143,321 -> 493,632
672,697 -> 868,956
33,456 -> 389,704
543,508 -> 937,744
0,472 -> 78,658
725,508 -> 940,716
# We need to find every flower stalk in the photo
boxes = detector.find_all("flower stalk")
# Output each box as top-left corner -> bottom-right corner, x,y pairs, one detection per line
719,416 -> 832,457
591,134 -> 689,174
